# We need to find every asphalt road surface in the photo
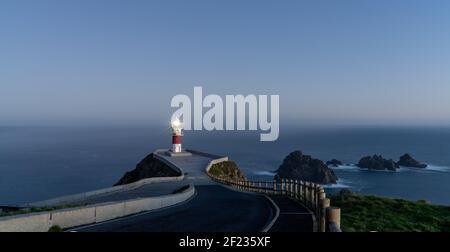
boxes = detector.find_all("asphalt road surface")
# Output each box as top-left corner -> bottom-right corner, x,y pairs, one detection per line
70,185 -> 275,232
267,196 -> 314,232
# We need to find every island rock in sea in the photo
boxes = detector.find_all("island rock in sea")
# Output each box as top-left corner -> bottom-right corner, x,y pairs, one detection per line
326,159 -> 343,167
274,151 -> 338,184
114,153 -> 181,186
397,153 -> 427,168
357,155 -> 399,171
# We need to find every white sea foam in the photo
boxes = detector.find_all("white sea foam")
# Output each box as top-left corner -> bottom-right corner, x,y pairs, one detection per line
330,164 -> 359,171
322,179 -> 352,189
424,164 -> 450,172
253,170 -> 276,176
335,163 -> 450,174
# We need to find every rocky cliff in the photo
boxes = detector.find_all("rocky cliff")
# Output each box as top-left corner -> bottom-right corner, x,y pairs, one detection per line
274,151 -> 338,184
114,153 -> 181,186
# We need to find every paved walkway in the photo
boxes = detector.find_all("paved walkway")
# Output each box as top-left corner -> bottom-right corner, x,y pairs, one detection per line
71,181 -> 191,205
154,150 -> 219,185
28,149 -> 222,206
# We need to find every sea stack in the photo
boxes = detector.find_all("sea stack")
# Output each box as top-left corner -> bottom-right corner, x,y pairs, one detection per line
326,159 -> 343,167
357,155 -> 399,171
397,154 -> 427,168
274,150 -> 338,184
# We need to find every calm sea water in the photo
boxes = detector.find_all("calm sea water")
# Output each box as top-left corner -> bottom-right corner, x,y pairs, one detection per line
1,126 -> 449,205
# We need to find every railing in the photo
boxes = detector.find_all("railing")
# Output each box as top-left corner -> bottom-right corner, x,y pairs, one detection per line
208,174 -> 341,232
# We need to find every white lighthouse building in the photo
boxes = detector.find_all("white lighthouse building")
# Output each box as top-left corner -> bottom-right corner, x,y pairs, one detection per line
171,118 -> 183,153
168,118 -> 191,157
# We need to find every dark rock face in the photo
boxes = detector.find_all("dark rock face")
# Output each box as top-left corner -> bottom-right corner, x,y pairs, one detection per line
398,154 -> 427,168
114,153 -> 181,186
357,155 -> 399,171
274,151 -> 338,184
326,159 -> 343,167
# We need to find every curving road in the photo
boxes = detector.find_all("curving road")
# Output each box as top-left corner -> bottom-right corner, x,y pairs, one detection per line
69,185 -> 276,232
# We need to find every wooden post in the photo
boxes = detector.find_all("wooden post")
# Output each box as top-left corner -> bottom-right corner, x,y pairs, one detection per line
310,183 -> 315,209
320,198 -> 330,232
286,179 -> 290,196
317,187 -> 325,216
284,179 -> 287,196
326,207 -> 341,232
291,179 -> 295,197
273,179 -> 277,194
299,181 -> 303,202
305,181 -> 309,206
294,180 -> 298,199
287,179 -> 291,197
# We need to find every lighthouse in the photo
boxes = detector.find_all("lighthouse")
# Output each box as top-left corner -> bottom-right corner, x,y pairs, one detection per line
168,118 -> 191,157
171,117 -> 183,153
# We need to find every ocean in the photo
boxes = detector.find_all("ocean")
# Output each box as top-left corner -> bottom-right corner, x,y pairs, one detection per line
1,125 -> 449,206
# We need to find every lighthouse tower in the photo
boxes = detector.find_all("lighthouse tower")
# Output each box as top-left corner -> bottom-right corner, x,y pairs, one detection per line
171,118 -> 183,153
168,118 -> 191,157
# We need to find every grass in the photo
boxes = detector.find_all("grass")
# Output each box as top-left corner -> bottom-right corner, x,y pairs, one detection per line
48,225 -> 63,232
330,190 -> 450,232
0,204 -> 81,218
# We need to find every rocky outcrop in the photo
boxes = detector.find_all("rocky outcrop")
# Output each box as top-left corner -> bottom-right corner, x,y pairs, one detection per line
274,151 -> 338,184
357,155 -> 399,171
114,153 -> 181,186
326,159 -> 343,167
208,161 -> 246,181
397,154 -> 427,168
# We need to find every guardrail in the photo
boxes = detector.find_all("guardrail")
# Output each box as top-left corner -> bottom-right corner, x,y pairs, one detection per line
0,184 -> 195,232
27,174 -> 184,207
208,174 -> 341,232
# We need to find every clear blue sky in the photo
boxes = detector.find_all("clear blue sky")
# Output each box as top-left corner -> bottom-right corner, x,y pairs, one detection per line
1,0 -> 449,126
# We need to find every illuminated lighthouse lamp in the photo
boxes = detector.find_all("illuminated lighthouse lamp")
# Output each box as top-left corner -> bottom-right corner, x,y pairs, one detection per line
168,118 -> 192,157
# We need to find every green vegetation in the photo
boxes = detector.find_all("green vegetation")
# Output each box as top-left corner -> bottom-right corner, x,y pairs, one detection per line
330,190 -> 450,232
208,161 -> 246,181
0,205 -> 80,218
48,225 -> 63,232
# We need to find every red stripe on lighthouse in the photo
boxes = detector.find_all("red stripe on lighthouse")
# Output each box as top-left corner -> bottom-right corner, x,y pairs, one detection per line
172,135 -> 182,144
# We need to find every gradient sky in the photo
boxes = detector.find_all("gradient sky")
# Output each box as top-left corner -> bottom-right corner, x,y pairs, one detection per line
1,0 -> 450,126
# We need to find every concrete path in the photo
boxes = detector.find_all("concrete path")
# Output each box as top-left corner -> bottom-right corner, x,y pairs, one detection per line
154,150 -> 218,185
77,150 -> 221,205
71,182 -> 191,205
69,185 -> 276,232
28,149 -> 222,207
